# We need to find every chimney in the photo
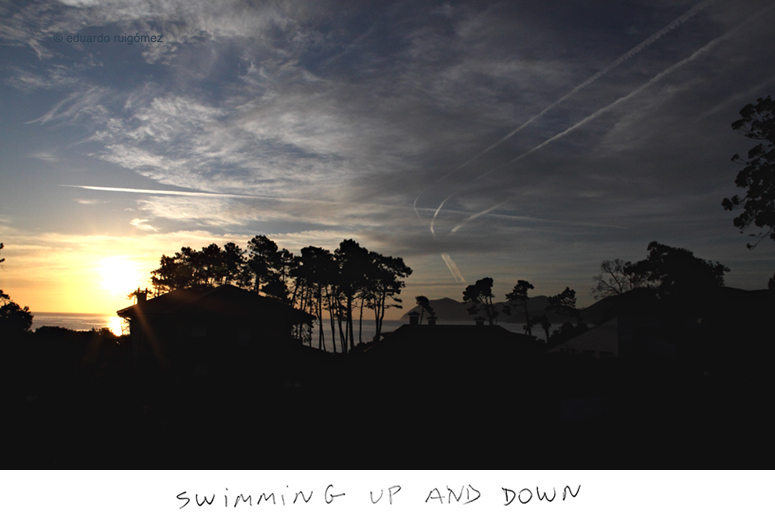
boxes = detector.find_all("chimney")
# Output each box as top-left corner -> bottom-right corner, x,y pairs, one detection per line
136,289 -> 147,304
408,311 -> 420,326
427,315 -> 437,326
474,316 -> 485,327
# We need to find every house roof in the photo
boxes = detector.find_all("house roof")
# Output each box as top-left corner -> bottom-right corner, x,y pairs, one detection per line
364,323 -> 539,359
582,286 -> 775,326
117,284 -> 313,323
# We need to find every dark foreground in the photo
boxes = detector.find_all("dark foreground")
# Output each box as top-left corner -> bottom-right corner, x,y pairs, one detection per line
1,326 -> 773,469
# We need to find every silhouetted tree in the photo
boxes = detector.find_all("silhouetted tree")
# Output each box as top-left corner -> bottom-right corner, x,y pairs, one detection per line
247,235 -> 282,295
531,314 -> 552,343
0,300 -> 33,335
335,239 -> 371,351
151,251 -> 195,293
591,259 -> 646,300
195,243 -> 226,286
151,244 -> 230,293
0,243 -> 5,303
627,242 -> 728,300
283,249 -> 300,300
296,246 -> 336,350
368,252 -> 412,339
0,243 -> 33,336
722,95 -> 775,249
545,288 -> 588,346
505,280 -> 534,336
547,287 -> 581,326
415,295 -> 435,324
463,277 -> 498,325
722,95 -> 775,286
222,242 -> 250,287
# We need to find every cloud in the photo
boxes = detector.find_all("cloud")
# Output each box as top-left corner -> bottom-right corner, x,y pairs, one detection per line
129,218 -> 157,232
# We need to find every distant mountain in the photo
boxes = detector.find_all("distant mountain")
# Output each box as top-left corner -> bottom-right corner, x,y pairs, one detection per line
401,296 -> 568,323
401,297 -> 474,322
404,288 -> 775,327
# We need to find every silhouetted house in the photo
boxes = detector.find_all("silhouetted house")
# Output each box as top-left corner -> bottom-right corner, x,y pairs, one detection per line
117,285 -> 313,376
548,316 -> 677,359
551,289 -> 679,359
350,320 -> 547,430
554,286 -> 775,360
363,320 -> 539,382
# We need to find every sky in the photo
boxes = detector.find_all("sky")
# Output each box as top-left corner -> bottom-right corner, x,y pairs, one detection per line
1,0 -> 774,316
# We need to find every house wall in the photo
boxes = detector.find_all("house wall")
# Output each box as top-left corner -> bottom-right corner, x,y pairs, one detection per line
551,318 -> 619,358
130,313 -> 297,373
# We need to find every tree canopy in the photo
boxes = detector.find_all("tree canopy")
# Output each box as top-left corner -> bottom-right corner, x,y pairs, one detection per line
505,280 -> 534,336
722,95 -> 775,248
0,242 -> 33,335
627,242 -> 728,300
463,277 -> 498,325
546,287 -> 580,324
591,259 -> 646,300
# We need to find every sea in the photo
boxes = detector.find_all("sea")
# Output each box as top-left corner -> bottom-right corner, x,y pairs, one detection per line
32,313 -> 561,343
33,312 -> 128,336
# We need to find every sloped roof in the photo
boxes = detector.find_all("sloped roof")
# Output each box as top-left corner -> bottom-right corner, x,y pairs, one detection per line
365,323 -> 539,358
582,286 -> 775,326
117,284 -> 313,323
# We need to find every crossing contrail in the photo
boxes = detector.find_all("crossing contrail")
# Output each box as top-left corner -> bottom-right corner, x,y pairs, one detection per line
414,0 -> 716,224
450,1 -> 775,234
450,202 -> 507,234
430,194 -> 455,236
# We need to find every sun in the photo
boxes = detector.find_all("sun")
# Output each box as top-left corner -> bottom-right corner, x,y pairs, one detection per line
98,257 -> 143,296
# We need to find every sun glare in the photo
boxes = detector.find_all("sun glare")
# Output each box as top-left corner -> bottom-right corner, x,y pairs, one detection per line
98,257 -> 142,296
108,316 -> 126,336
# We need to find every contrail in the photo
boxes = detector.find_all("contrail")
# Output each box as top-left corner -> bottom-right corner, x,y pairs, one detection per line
414,0 -> 715,223
480,1 -> 775,177
63,184 -> 383,209
441,253 -> 466,284
452,1 -> 775,234
63,184 -> 288,199
450,202 -> 507,234
430,194 -> 455,236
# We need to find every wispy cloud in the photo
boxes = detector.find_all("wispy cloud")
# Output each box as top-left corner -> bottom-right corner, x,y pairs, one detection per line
129,218 -> 157,232
28,151 -> 59,162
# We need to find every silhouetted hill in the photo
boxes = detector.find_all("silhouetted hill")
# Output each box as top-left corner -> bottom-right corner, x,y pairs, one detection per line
402,296 -> 567,323
401,297 -> 473,321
